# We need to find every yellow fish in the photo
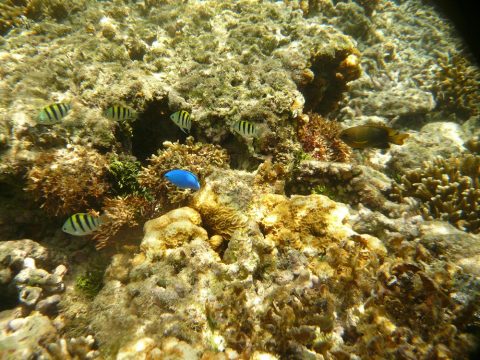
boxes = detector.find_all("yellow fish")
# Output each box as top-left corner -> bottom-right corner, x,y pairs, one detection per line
38,103 -> 71,125
62,213 -> 102,236
339,125 -> 409,149
104,105 -> 136,121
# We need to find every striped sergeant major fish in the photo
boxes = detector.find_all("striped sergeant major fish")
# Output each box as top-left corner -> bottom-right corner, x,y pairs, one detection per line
104,105 -> 136,121
232,120 -> 258,138
38,103 -> 72,125
170,110 -> 191,134
62,213 -> 102,236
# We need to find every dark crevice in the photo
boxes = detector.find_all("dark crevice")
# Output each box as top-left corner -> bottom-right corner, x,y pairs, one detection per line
0,284 -> 18,311
299,51 -> 359,115
130,99 -> 187,162
220,133 -> 263,171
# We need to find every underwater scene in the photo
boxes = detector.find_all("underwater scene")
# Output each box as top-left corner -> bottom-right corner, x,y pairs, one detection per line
1,0 -> 480,359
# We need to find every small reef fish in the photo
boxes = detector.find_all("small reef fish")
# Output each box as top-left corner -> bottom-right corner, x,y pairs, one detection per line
164,169 -> 200,191
170,110 -> 191,134
232,120 -> 258,138
104,105 -> 136,121
38,103 -> 72,125
62,213 -> 102,236
339,125 -> 409,149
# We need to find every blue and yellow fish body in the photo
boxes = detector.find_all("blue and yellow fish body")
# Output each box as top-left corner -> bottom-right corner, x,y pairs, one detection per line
104,105 -> 136,121
62,213 -> 102,236
232,120 -> 258,138
170,110 -> 191,134
164,169 -> 200,190
38,103 -> 72,125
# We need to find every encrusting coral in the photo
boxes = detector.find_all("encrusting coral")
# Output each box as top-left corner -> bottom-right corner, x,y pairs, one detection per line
297,112 -> 351,162
193,193 -> 246,245
25,145 -> 109,217
391,154 -> 480,233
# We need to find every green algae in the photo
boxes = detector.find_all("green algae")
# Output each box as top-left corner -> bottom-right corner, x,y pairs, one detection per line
75,269 -> 104,299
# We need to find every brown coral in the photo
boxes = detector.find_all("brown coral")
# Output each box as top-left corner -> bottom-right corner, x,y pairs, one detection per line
433,51 -> 480,119
25,145 -> 109,217
391,154 -> 480,233
138,137 -> 229,205
92,195 -> 151,250
192,190 -> 246,243
297,113 -> 351,162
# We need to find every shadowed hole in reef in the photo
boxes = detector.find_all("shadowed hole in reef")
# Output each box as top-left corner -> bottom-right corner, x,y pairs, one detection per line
0,285 -> 18,311
220,133 -> 263,171
130,99 -> 188,162
299,51 -> 356,115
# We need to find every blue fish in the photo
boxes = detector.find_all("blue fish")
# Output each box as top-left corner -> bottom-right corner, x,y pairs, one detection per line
164,169 -> 200,190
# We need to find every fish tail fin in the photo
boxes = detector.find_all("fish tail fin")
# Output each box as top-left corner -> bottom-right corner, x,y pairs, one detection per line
388,130 -> 409,145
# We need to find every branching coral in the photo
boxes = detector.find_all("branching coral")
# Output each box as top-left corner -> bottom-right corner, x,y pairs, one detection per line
25,145 -> 110,217
297,113 -> 351,162
45,335 -> 99,360
93,195 -> 149,250
433,51 -> 480,119
391,154 -> 480,233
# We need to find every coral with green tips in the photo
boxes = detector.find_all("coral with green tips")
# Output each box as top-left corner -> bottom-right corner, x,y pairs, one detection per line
107,157 -> 145,197
75,269 -> 104,299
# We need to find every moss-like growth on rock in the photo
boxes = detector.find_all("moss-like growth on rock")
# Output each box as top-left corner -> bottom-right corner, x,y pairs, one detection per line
107,157 -> 145,197
391,154 -> 480,233
75,269 -> 104,299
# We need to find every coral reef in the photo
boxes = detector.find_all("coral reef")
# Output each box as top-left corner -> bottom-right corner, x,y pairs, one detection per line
25,145 -> 109,217
297,112 -> 351,162
141,207 -> 208,254
391,154 -> 480,233
1,0 -> 480,358
287,159 -> 392,210
45,335 -> 99,360
388,121 -> 467,173
432,50 -> 480,119
138,137 -> 229,205
0,239 -> 66,315
92,139 -> 229,249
